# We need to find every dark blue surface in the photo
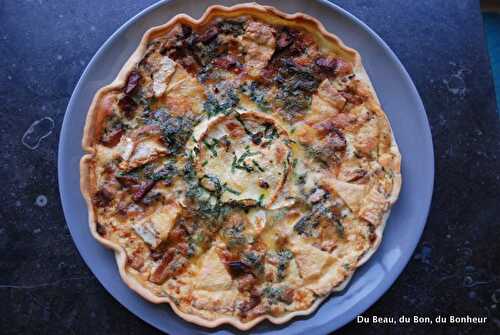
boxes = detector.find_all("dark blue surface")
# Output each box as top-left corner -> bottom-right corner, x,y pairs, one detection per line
1,1 -> 500,334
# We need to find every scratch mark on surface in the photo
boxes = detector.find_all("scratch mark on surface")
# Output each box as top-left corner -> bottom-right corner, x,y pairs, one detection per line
0,276 -> 93,289
442,68 -> 471,97
463,276 -> 492,288
21,117 -> 54,150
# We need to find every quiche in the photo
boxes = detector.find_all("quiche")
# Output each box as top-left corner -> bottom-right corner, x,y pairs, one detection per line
80,3 -> 402,329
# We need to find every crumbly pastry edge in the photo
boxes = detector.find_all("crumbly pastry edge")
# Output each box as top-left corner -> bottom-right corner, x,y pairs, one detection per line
79,2 -> 402,330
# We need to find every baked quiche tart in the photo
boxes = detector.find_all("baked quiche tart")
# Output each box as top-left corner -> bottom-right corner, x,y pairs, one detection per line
80,3 -> 402,329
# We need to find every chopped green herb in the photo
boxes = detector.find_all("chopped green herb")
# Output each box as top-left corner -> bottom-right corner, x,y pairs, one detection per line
276,249 -> 294,281
223,183 -> 241,196
193,145 -> 200,156
234,164 -> 253,173
183,153 -> 228,229
223,223 -> 247,248
232,148 -> 260,173
148,162 -> 178,182
199,174 -> 223,194
146,109 -> 194,155
197,63 -> 214,83
203,138 -> 219,157
219,135 -> 231,151
192,233 -> 205,244
197,40 -> 219,67
217,20 -> 245,36
231,155 -> 237,173
257,194 -> 265,207
242,250 -> 264,275
293,202 -> 337,237
240,82 -> 272,112
335,220 -> 345,237
275,59 -> 319,120
263,286 -> 284,304
306,146 -> 329,167
295,172 -> 307,185
252,159 -> 265,172
203,91 -> 239,117
282,152 -> 291,172
235,114 -> 253,137
184,151 -> 196,180
263,124 -> 279,142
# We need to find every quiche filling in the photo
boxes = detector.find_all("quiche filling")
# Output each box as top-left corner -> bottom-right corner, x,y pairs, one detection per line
83,7 -> 401,327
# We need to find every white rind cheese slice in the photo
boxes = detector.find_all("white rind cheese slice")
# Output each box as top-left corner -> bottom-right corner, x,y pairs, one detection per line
132,202 -> 180,248
152,56 -> 176,97
309,79 -> 347,119
359,185 -> 388,225
122,139 -> 166,171
290,239 -> 335,281
194,247 -> 232,291
321,177 -> 367,213
195,111 -> 290,208
353,118 -> 379,155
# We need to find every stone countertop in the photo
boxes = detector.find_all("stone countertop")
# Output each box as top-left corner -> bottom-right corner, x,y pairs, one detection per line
1,0 -> 499,334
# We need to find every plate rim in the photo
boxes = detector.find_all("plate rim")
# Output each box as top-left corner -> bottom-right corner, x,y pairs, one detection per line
58,0 -> 435,333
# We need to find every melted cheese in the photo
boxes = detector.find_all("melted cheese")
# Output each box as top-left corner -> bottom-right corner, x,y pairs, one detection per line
305,264 -> 344,296
132,202 -> 180,248
95,144 -> 120,165
152,55 -> 176,97
290,239 -> 335,281
160,64 -> 205,117
117,136 -> 166,172
194,247 -> 232,291
359,185 -> 388,225
309,80 -> 346,119
321,177 -> 367,213
353,118 -> 379,155
191,289 -> 239,314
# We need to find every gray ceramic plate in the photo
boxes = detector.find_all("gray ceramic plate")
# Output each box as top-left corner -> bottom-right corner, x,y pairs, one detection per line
58,0 -> 434,334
